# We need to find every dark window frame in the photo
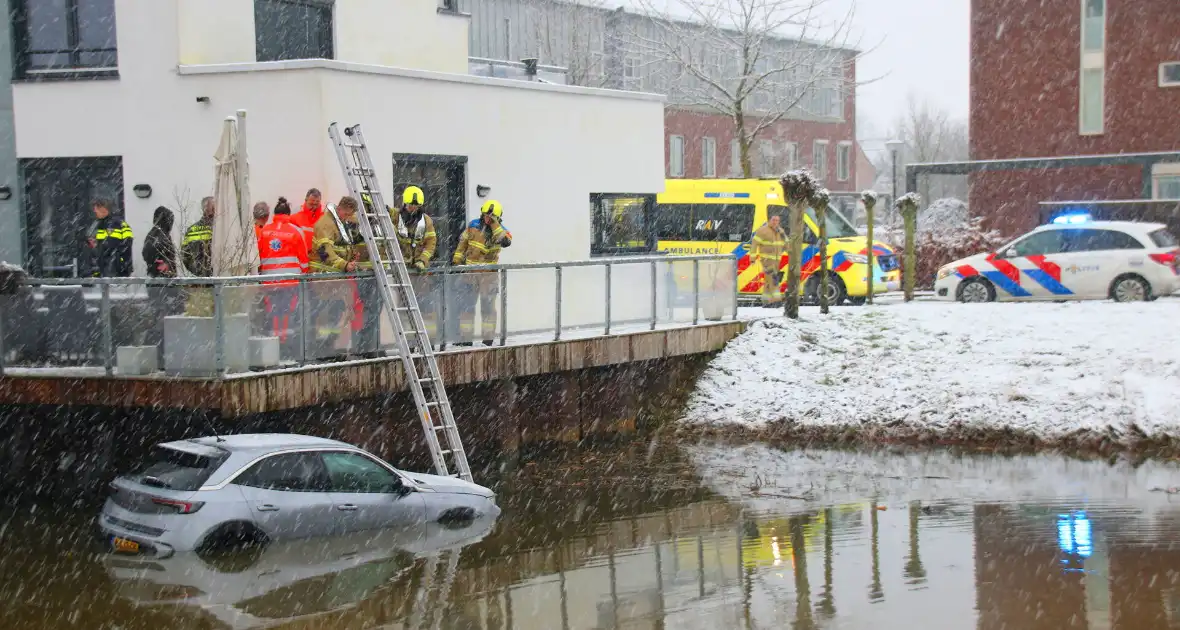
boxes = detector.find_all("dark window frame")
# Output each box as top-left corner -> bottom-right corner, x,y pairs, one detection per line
392,153 -> 468,264
255,0 -> 335,63
234,452 -> 333,493
21,156 -> 124,277
1062,228 -> 1145,252
590,193 -> 656,257
12,0 -> 120,81
654,202 -> 756,243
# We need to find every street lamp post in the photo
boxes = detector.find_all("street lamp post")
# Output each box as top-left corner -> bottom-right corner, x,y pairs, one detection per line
885,139 -> 905,215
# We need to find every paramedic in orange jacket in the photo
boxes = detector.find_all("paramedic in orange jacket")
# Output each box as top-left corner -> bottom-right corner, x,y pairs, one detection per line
257,197 -> 309,358
291,187 -> 325,255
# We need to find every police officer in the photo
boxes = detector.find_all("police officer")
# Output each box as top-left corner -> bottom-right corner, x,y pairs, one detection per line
86,199 -> 133,277
452,200 -> 512,346
181,196 -> 216,315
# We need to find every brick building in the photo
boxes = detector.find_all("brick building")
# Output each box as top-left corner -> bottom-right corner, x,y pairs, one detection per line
969,0 -> 1180,233
463,0 -> 858,193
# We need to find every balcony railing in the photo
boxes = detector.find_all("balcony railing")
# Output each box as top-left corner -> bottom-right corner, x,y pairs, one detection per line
0,254 -> 737,379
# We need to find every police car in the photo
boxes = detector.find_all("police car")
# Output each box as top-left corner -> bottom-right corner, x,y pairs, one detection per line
934,215 -> 1180,303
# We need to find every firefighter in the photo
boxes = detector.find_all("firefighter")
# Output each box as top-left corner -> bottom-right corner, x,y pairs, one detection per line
181,196 -> 216,315
257,197 -> 308,359
451,200 -> 512,346
86,199 -> 134,277
751,213 -> 787,307
396,185 -> 440,339
311,196 -> 381,358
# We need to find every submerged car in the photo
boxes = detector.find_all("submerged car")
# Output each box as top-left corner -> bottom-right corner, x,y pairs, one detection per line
934,217 -> 1180,303
98,433 -> 499,557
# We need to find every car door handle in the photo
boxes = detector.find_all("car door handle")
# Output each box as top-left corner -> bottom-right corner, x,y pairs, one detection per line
337,504 -> 358,512
256,504 -> 280,512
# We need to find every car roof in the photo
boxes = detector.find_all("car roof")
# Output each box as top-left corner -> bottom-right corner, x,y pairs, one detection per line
159,433 -> 353,455
1035,220 -> 1168,234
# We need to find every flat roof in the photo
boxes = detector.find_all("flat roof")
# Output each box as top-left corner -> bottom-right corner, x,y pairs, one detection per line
178,58 -> 666,104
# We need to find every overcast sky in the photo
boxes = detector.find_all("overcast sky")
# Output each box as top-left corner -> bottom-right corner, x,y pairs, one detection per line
616,0 -> 971,141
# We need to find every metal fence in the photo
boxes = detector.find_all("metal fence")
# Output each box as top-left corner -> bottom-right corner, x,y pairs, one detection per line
0,254 -> 737,379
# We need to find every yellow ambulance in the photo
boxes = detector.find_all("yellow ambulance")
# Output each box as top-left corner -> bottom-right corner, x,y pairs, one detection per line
655,179 -> 900,304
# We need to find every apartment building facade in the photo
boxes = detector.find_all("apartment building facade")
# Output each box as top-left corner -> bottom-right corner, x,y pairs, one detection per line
970,0 -> 1180,232
461,0 -> 858,191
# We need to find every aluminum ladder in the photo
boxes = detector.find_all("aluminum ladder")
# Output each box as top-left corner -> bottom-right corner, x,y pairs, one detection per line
328,122 -> 472,482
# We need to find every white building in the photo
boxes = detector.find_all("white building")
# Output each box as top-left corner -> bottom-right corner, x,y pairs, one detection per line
12,0 -> 665,277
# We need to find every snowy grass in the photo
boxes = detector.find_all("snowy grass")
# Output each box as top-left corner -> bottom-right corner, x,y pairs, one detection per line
681,298 -> 1180,449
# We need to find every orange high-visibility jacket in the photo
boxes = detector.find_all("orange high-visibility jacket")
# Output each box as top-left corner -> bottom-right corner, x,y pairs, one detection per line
258,214 -> 309,284
291,203 -> 325,255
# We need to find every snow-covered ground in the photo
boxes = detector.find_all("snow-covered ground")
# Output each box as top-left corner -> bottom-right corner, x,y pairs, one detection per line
682,298 -> 1180,445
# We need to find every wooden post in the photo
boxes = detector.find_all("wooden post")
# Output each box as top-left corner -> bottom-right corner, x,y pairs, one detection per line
862,192 -> 878,305
896,193 -> 922,303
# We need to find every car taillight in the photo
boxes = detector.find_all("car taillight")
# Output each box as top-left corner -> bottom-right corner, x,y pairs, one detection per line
1149,251 -> 1179,267
150,497 -> 204,514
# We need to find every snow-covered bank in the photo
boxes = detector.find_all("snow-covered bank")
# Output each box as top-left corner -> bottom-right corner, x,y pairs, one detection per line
681,300 -> 1180,452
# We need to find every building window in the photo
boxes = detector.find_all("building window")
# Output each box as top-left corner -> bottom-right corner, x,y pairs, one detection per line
21,156 -> 123,277
13,0 -> 118,79
1160,62 -> 1180,87
1079,0 -> 1104,135
701,137 -> 717,178
623,56 -> 640,88
784,142 -> 798,171
256,0 -> 334,62
730,139 -> 743,176
1153,164 -> 1180,199
590,194 -> 653,256
757,141 -> 776,177
836,143 -> 851,181
668,135 -> 685,177
812,141 -> 829,181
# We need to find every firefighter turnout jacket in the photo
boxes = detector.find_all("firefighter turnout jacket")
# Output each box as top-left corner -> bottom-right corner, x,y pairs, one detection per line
453,218 -> 512,265
751,222 -> 787,272
310,210 -> 371,273
396,210 -> 437,268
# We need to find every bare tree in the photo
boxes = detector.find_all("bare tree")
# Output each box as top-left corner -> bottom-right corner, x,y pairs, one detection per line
523,0 -> 610,87
627,0 -> 859,177
888,94 -> 969,203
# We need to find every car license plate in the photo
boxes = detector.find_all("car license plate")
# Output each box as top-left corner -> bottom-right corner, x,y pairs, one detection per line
111,537 -> 140,554
886,281 -> 901,291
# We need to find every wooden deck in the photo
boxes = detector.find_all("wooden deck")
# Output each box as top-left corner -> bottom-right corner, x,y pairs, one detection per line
0,321 -> 746,417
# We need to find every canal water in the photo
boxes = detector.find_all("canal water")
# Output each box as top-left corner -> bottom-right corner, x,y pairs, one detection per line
4,440 -> 1180,629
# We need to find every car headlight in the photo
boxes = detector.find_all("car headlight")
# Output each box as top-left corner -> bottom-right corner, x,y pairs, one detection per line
937,267 -> 954,280
845,254 -> 868,264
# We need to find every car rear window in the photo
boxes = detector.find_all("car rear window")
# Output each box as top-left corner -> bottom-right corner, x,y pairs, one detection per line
1149,229 -> 1178,248
133,445 -> 229,491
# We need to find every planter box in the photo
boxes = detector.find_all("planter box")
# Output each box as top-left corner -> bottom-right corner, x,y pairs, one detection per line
116,345 -> 158,376
249,336 -> 281,369
163,314 -> 250,376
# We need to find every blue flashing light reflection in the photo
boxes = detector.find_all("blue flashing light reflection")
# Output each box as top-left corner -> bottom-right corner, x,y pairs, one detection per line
1056,512 -> 1093,558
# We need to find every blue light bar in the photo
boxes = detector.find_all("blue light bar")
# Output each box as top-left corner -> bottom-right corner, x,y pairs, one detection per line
1051,213 -> 1092,225
704,192 -> 751,199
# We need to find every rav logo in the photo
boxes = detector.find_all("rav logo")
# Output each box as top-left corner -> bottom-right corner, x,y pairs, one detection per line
695,219 -> 724,231
1066,264 -> 1100,274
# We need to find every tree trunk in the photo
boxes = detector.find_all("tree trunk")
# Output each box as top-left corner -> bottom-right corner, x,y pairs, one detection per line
865,200 -> 876,305
784,202 -> 804,319
817,203 -> 830,314
903,210 -> 917,302
735,111 -> 753,178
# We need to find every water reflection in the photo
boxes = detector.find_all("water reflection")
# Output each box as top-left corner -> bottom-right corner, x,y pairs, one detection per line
8,444 -> 1180,629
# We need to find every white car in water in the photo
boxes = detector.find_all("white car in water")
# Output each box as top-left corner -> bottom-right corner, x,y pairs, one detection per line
934,217 -> 1180,303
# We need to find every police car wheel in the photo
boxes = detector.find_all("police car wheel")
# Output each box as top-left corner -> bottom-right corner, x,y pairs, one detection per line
958,278 -> 995,303
1110,275 -> 1150,303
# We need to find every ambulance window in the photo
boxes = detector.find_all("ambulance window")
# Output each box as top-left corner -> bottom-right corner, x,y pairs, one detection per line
653,204 -> 693,241
693,204 -> 754,242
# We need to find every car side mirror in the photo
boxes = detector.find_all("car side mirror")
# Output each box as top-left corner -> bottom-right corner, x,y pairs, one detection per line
1004,248 -> 1019,259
